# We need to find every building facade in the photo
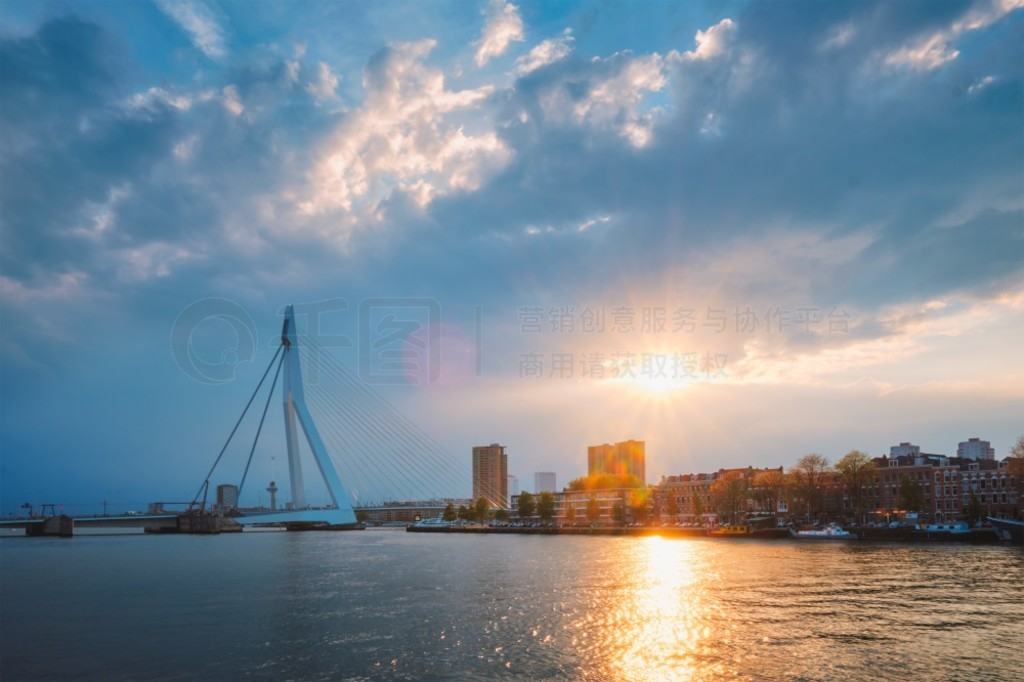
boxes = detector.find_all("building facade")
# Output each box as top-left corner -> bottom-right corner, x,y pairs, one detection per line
534,471 -> 557,493
472,443 -> 508,508
216,484 -> 239,510
587,439 -> 646,483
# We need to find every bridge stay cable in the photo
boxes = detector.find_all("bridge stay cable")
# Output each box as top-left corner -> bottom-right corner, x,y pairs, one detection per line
191,343 -> 283,509
237,350 -> 286,501
191,305 -> 469,526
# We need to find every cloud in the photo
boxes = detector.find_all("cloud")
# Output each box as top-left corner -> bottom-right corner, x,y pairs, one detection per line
884,0 -> 1023,70
221,84 -> 244,116
508,50 -> 668,147
475,0 -> 524,67
306,61 -> 340,101
515,29 -> 574,75
115,241 -> 205,282
682,18 -> 736,61
155,0 -> 228,59
298,40 -> 512,227
967,75 -> 996,94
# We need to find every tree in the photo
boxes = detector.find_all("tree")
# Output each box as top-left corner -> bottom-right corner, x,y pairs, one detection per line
752,469 -> 785,518
442,503 -> 457,522
711,472 -> 747,525
1009,435 -> 1024,520
612,501 -> 626,525
474,497 -> 489,523
494,508 -> 509,522
565,504 -> 577,526
789,454 -> 831,520
537,492 -> 555,522
666,492 -> 679,520
586,495 -> 600,525
898,475 -> 924,512
966,490 -> 982,526
693,494 -> 704,525
835,450 -> 875,523
518,491 -> 535,519
457,504 -> 469,521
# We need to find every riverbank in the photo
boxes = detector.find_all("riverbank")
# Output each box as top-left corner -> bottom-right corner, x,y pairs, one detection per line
406,523 -> 1009,543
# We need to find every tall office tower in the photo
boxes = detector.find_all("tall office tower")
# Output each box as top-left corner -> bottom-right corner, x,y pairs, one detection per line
473,443 -> 508,508
587,440 -> 646,484
534,471 -> 556,493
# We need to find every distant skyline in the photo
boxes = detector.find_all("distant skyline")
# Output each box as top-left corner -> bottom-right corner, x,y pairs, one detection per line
2,1 -> 1022,515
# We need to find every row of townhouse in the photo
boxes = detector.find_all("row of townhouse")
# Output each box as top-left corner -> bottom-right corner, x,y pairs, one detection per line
509,457 -> 1018,525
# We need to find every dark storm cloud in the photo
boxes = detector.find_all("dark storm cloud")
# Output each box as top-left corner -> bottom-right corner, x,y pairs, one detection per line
0,17 -> 181,282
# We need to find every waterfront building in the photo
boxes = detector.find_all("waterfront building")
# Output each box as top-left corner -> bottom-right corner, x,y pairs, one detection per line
958,457 -> 1018,518
656,466 -> 785,524
512,487 -> 646,525
356,499 -> 473,525
472,443 -> 508,508
534,471 -> 556,494
587,439 -> 646,483
216,484 -> 239,510
957,437 -> 995,461
657,473 -> 717,523
872,454 -> 958,520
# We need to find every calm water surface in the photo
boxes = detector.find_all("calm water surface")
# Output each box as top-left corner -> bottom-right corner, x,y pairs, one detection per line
2,530 -> 1022,681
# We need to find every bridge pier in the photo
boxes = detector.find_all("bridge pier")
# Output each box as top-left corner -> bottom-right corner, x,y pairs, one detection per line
25,515 -> 74,537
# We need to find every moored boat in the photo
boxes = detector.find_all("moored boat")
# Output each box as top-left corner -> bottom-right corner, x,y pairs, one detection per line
987,517 -> 1024,544
708,524 -> 752,537
789,523 -> 856,540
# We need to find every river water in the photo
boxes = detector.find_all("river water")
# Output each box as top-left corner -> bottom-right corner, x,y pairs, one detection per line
1,530 -> 1022,681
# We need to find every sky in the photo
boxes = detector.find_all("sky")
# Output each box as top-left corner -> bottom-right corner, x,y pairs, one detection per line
1,0 -> 1022,515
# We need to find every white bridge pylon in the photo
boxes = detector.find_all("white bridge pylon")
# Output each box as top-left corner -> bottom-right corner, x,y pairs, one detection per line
237,305 -> 358,527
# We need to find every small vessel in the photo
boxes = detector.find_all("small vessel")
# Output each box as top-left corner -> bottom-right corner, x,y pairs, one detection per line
987,517 -> 1024,544
789,523 -> 856,540
709,524 -> 752,537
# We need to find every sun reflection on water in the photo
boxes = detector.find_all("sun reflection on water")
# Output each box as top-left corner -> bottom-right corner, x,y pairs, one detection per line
573,537 -> 719,681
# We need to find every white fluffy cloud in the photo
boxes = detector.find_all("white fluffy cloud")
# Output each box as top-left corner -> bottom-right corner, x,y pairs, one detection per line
683,18 -> 736,61
475,0 -> 524,67
515,29 -> 574,74
300,40 -> 512,224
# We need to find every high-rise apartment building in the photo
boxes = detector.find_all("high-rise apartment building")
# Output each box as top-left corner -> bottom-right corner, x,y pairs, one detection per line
957,437 -> 995,461
587,439 -> 646,484
508,475 -> 520,498
534,471 -> 556,493
473,443 -> 508,508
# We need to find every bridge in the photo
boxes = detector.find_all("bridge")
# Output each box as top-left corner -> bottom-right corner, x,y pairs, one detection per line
2,304 -> 469,536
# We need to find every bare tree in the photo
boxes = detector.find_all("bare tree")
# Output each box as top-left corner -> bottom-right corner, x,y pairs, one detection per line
752,469 -> 786,518
789,454 -> 831,520
711,472 -> 747,525
1008,435 -> 1024,520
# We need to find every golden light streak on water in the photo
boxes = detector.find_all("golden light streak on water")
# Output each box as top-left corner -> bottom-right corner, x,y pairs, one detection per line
573,536 -> 724,681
